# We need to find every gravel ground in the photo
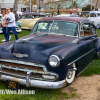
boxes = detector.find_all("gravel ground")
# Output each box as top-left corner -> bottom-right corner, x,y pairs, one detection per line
62,75 -> 100,100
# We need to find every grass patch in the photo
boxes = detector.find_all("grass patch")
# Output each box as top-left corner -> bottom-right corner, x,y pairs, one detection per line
81,59 -> 100,76
71,93 -> 77,97
0,30 -> 31,43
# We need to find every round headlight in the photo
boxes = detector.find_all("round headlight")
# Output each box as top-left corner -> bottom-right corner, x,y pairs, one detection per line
48,55 -> 60,67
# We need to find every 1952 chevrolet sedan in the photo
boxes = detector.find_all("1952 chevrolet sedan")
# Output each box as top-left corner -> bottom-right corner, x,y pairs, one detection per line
0,17 -> 100,89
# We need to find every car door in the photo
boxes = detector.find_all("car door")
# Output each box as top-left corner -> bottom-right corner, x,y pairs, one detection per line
18,15 -> 25,28
90,24 -> 98,56
22,15 -> 33,29
80,23 -> 96,68
18,14 -> 33,29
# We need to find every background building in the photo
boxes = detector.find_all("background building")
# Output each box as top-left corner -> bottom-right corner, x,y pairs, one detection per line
0,0 -> 26,12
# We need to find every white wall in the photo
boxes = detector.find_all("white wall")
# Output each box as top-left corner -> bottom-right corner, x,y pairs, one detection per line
0,0 -> 26,12
1,0 -> 14,3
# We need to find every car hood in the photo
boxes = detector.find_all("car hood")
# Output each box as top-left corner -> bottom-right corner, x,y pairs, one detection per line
2,33 -> 78,63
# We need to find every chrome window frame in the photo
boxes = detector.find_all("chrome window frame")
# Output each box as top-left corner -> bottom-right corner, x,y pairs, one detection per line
32,20 -> 79,38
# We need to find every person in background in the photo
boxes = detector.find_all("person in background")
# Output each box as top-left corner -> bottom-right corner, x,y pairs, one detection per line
19,14 -> 22,19
6,7 -> 18,42
14,11 -> 18,22
1,9 -> 11,42
57,9 -> 59,15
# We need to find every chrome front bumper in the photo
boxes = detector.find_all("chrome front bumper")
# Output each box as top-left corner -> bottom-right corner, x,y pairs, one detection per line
0,74 -> 66,89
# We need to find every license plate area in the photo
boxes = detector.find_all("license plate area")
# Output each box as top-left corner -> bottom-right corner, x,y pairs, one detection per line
6,80 -> 19,90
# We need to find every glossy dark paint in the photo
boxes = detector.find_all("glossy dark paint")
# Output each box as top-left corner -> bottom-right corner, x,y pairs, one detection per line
0,17 -> 99,81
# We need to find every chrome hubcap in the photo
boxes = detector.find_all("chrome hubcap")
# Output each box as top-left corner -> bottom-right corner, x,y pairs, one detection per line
67,70 -> 73,79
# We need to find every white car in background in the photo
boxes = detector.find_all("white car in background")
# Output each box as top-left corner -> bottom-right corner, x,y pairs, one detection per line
56,14 -> 78,17
88,11 -> 100,28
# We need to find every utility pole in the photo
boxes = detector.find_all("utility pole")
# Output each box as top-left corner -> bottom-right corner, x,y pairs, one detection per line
91,0 -> 92,11
72,0 -> 73,10
13,0 -> 19,12
30,0 -> 31,12
95,0 -> 98,11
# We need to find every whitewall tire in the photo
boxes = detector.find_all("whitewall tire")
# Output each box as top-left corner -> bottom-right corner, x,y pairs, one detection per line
66,63 -> 76,86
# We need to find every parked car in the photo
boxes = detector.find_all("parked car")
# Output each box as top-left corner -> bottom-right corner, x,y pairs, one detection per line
88,11 -> 100,28
18,13 -> 46,30
0,14 -> 22,33
0,17 -> 100,89
56,14 -> 78,17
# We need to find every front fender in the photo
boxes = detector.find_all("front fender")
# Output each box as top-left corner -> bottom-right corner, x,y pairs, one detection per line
96,21 -> 100,28
97,38 -> 100,52
97,38 -> 100,58
0,41 -> 15,58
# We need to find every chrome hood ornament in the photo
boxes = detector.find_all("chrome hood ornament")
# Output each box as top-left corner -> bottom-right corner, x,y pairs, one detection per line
13,53 -> 28,58
22,37 -> 33,42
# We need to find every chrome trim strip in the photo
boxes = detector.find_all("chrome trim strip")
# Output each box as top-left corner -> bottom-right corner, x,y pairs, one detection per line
22,37 -> 34,42
0,71 -> 26,78
12,53 -> 28,58
0,75 -> 66,89
0,71 -> 54,81
68,48 -> 95,65
0,59 -> 46,68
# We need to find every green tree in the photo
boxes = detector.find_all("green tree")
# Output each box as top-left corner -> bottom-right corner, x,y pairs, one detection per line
73,1 -> 78,8
82,4 -> 94,11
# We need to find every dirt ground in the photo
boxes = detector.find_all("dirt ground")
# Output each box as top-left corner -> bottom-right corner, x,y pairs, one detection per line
62,75 -> 100,100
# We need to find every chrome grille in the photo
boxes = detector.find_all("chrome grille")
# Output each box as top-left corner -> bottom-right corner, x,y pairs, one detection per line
0,62 -> 44,79
0,59 -> 58,81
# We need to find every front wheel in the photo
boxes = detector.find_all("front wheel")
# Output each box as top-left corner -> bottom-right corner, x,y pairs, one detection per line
66,63 -> 77,86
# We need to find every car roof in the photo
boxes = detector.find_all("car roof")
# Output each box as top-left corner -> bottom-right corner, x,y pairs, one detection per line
56,14 -> 78,17
38,17 -> 90,23
22,13 -> 46,16
89,11 -> 100,13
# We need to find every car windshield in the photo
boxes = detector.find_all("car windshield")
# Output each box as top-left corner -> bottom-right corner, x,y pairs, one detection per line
31,21 -> 78,36
97,13 -> 100,16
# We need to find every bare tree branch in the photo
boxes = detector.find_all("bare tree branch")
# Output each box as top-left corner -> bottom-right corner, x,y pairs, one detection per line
13,0 -> 19,12
0,0 -> 4,13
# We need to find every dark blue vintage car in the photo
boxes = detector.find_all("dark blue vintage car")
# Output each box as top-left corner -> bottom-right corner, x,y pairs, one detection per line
0,17 -> 100,89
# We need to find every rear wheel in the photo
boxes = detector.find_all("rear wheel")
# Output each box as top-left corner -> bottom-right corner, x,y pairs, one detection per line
66,63 -> 77,86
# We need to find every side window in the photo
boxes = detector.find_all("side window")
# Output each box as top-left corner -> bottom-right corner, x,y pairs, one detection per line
20,15 -> 25,19
34,15 -> 39,18
91,24 -> 96,35
90,13 -> 96,17
80,23 -> 91,36
25,15 -> 32,19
